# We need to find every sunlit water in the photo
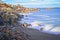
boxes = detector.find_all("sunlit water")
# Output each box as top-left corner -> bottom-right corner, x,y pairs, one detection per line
21,8 -> 60,34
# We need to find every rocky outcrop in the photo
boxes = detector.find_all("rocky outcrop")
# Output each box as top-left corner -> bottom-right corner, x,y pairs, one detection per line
0,0 -> 38,40
0,23 -> 32,40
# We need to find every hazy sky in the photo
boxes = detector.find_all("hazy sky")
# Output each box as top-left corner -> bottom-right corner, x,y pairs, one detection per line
2,0 -> 60,8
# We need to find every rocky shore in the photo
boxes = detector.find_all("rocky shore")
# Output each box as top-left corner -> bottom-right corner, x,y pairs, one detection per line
0,0 -> 60,40
0,1 -> 37,40
0,8 -> 32,40
0,23 -> 32,40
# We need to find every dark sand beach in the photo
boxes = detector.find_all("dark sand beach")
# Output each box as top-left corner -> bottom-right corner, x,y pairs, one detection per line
26,28 -> 60,40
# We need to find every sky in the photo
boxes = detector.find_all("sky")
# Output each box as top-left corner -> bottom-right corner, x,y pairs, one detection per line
2,0 -> 60,8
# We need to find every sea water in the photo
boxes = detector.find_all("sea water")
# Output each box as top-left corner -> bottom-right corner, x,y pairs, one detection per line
21,8 -> 60,34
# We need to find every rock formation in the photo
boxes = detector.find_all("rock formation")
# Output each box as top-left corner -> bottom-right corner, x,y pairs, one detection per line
0,0 -> 38,40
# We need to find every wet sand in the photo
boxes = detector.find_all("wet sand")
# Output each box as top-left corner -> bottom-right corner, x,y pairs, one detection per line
26,28 -> 60,40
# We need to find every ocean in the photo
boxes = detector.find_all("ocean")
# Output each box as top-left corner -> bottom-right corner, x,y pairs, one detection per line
21,8 -> 60,34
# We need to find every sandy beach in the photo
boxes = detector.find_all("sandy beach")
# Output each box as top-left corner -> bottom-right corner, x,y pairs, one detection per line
26,28 -> 60,40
